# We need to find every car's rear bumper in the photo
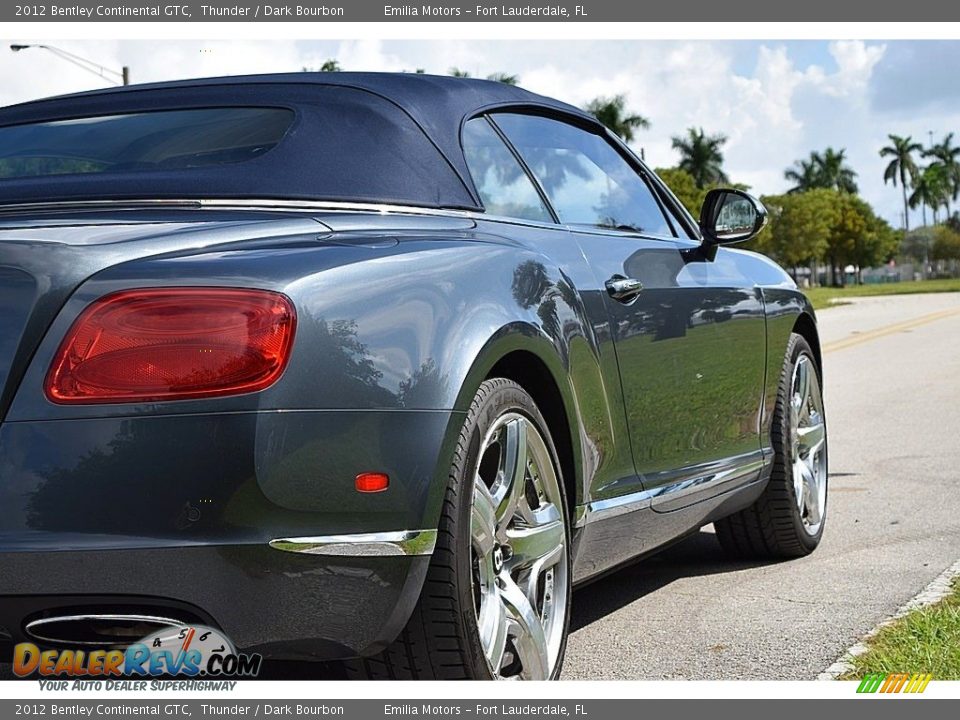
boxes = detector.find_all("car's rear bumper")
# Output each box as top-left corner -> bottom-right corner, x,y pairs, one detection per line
0,408 -> 460,659
0,544 -> 431,660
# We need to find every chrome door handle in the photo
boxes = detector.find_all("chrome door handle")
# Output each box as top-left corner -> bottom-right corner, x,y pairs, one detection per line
605,275 -> 644,303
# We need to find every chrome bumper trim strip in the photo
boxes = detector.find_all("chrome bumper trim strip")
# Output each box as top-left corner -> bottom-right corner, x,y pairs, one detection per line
25,614 -> 186,646
268,529 -> 437,557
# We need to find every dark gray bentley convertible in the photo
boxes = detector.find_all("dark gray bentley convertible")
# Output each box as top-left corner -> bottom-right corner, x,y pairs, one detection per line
0,73 -> 827,680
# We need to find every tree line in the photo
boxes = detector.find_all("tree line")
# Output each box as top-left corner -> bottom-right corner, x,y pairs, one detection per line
582,90 -> 960,286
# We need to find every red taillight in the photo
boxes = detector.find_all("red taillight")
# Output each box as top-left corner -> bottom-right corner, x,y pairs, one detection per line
45,288 -> 296,404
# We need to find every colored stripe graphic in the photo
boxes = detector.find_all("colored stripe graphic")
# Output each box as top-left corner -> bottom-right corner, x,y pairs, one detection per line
856,673 -> 885,693
856,672 -> 932,694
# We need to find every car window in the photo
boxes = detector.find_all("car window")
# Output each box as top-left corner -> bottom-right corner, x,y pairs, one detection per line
0,108 -> 294,178
653,178 -> 699,240
492,114 -> 674,237
461,117 -> 553,223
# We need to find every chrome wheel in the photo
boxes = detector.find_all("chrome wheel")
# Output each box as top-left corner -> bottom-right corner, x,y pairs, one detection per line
470,412 -> 568,680
789,354 -> 827,536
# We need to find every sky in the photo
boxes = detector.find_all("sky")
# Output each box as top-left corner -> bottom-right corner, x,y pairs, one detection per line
1,38 -> 958,227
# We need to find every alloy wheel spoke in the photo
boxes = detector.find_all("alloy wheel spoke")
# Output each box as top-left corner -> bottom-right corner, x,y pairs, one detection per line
495,418 -> 529,527
798,459 -> 821,526
506,516 -> 564,572
791,360 -> 809,428
793,458 -> 807,514
478,586 -> 508,676
797,421 -> 826,457
472,480 -> 498,555
500,574 -> 549,680
795,358 -> 811,408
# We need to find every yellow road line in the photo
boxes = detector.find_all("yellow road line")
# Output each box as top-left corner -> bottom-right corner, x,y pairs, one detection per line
822,307 -> 960,354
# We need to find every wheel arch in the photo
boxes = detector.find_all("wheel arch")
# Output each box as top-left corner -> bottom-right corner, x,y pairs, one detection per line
439,323 -> 584,527
758,287 -> 822,457
792,311 -> 822,378
486,350 -> 579,526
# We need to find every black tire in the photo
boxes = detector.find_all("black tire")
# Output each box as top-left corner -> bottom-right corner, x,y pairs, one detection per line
345,378 -> 572,679
715,333 -> 828,559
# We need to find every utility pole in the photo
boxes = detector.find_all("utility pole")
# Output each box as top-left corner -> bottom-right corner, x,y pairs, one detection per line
9,44 -> 129,86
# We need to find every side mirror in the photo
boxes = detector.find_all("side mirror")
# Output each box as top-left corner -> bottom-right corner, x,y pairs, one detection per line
695,189 -> 767,261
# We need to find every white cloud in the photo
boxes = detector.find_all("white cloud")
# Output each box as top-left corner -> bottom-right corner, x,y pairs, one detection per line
821,40 -> 886,98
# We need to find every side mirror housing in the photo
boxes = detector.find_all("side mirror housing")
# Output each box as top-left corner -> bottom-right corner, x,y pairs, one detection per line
694,189 -> 768,261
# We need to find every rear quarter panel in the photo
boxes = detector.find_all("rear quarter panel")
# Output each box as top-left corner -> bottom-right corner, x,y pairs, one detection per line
5,220 -> 607,542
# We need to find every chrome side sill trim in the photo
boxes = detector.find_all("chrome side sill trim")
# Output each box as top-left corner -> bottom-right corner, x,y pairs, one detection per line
573,490 -> 655,528
268,529 -> 437,557
574,453 -> 771,527
649,455 -> 767,511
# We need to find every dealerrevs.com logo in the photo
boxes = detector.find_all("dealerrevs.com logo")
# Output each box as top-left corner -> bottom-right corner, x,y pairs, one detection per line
13,625 -> 262,680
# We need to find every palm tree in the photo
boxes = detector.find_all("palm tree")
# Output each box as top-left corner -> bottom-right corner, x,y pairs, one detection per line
816,148 -> 859,193
910,165 -> 950,226
908,175 -> 930,227
448,67 -> 471,78
584,95 -> 650,144
302,60 -> 342,72
487,72 -> 519,85
924,133 -> 960,218
880,134 -> 922,231
784,157 -> 820,193
671,127 -> 728,188
784,149 -> 858,194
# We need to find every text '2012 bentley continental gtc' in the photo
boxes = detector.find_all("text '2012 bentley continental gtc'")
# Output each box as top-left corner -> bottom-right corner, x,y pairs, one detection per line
0,73 -> 827,680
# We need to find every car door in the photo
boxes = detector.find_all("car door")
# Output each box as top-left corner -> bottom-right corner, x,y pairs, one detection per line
460,114 -> 642,524
492,113 -> 768,512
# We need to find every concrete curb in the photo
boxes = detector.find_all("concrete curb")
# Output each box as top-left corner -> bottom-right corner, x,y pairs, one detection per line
818,558 -> 960,680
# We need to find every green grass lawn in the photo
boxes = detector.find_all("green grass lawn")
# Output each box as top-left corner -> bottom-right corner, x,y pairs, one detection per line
805,278 -> 960,310
842,578 -> 960,680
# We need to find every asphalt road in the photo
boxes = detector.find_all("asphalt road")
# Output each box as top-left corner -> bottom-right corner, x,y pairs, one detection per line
2,292 -> 959,681
563,292 -> 960,679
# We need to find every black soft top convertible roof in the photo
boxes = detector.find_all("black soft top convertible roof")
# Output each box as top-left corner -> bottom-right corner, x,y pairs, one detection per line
0,72 -> 597,211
